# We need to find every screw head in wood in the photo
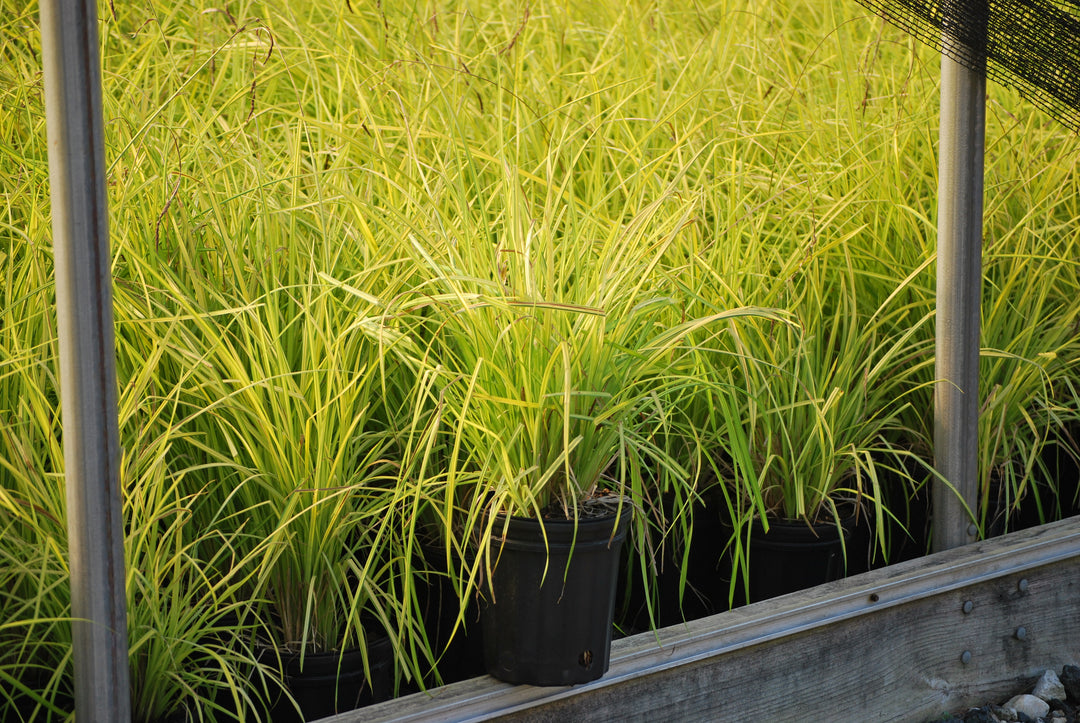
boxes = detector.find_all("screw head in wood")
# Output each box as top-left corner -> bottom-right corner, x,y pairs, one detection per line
961,650 -> 972,664
962,600 -> 974,614
1018,579 -> 1030,593
1015,627 -> 1027,641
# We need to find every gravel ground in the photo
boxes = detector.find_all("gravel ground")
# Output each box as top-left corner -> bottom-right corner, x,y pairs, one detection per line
929,667 -> 1080,723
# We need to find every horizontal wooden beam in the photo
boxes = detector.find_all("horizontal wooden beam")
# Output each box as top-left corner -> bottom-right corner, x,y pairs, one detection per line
339,517 -> 1080,723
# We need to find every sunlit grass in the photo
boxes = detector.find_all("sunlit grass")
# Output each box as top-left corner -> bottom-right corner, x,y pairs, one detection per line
2,0 -> 1080,716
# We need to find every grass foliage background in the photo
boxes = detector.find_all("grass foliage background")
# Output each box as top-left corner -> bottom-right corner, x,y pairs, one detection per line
2,0 -> 1079,719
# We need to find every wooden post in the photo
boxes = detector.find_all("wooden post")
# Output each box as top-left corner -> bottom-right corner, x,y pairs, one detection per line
40,0 -> 131,719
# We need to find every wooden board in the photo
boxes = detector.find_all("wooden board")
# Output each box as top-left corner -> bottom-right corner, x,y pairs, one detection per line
335,516 -> 1080,722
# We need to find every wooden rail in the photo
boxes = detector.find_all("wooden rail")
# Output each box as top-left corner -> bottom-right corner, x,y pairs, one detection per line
337,516 -> 1080,722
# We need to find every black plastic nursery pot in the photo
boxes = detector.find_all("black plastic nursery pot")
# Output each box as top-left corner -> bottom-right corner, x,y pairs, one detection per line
416,543 -> 486,687
616,492 -> 729,633
266,635 -> 393,723
480,510 -> 630,686
743,515 -> 860,603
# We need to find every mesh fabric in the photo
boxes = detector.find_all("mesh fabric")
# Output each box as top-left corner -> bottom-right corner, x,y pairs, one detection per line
854,0 -> 1080,131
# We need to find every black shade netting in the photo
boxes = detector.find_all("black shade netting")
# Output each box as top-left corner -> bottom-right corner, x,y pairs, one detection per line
853,0 -> 1080,132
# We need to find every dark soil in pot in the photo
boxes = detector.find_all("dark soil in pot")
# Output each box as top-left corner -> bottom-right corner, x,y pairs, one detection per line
480,507 -> 630,686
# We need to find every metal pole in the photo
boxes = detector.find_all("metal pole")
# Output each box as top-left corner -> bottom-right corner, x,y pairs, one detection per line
933,42 -> 986,553
40,0 -> 131,719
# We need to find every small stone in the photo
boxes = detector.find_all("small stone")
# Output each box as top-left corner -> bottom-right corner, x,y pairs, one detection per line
1061,665 -> 1080,702
1006,694 -> 1051,720
989,704 -> 1018,721
964,707 -> 999,723
1046,698 -> 1071,715
1034,670 -> 1068,702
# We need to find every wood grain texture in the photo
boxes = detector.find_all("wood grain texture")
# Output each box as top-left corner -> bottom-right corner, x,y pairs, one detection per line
339,517 -> 1080,723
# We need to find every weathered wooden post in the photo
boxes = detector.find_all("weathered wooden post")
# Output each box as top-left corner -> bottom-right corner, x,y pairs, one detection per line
40,0 -> 131,719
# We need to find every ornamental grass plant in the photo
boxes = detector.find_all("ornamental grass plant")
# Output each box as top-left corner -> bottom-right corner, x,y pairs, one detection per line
698,259 -> 937,598
0,276 -> 278,722
970,197 -> 1080,534
334,0 -> 786,625
145,262 -> 437,695
383,100 -> 780,631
